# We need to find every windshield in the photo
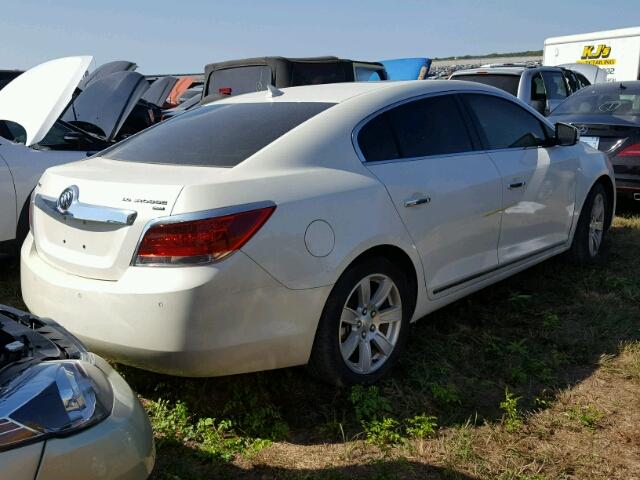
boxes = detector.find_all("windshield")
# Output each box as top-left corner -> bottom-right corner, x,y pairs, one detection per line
552,83 -> 640,117
102,102 -> 335,167
451,74 -> 520,96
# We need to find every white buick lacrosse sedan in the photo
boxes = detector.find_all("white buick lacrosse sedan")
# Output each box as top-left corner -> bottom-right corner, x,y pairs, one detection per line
21,80 -> 614,385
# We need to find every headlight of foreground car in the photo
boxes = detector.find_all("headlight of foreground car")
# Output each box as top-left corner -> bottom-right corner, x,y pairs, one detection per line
0,360 -> 113,450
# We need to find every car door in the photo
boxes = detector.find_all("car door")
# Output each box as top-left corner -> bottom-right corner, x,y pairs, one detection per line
461,93 -> 578,265
357,93 -> 503,296
0,148 -> 16,242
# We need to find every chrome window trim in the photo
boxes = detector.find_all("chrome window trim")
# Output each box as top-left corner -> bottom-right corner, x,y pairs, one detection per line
351,89 -> 555,165
35,193 -> 137,226
130,200 -> 277,267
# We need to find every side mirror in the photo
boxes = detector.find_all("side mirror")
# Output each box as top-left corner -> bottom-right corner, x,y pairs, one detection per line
555,122 -> 578,146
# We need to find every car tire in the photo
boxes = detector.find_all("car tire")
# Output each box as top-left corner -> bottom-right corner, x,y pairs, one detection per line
568,182 -> 610,264
308,257 -> 411,386
15,198 -> 31,254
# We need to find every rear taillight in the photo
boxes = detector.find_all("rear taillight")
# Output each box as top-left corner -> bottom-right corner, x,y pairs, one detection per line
218,87 -> 232,96
618,143 -> 640,157
134,206 -> 275,266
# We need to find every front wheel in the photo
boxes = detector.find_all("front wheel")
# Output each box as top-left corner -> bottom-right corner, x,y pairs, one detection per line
308,257 -> 411,386
568,182 -> 610,264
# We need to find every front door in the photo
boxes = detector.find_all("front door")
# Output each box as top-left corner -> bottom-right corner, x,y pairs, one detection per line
461,93 -> 578,264
357,93 -> 503,295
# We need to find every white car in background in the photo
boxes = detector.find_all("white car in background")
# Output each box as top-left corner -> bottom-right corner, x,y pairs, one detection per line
22,80 -> 614,385
0,56 -> 151,255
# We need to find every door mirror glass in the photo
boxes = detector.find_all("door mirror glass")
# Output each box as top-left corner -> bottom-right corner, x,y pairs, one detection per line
555,122 -> 578,146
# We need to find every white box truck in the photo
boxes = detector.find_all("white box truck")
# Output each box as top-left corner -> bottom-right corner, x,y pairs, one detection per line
544,27 -> 640,82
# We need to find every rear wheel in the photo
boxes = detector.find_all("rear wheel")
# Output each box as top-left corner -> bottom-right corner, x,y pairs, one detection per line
568,182 -> 610,264
308,257 -> 411,386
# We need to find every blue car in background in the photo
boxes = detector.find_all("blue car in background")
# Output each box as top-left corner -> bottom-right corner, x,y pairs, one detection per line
380,58 -> 431,80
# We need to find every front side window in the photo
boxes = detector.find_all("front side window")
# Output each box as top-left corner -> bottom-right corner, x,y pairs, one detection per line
358,94 -> 473,161
531,73 -> 547,101
541,71 -> 568,100
463,94 -> 548,149
102,102 -> 334,167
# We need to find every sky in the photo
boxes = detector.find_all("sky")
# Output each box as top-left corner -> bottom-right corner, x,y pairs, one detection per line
1,0 -> 639,74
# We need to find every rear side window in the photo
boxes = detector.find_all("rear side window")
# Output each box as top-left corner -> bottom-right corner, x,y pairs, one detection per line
358,95 -> 473,161
542,71 -> 568,100
207,66 -> 272,96
463,94 -> 547,149
103,102 -> 334,167
451,74 -> 520,97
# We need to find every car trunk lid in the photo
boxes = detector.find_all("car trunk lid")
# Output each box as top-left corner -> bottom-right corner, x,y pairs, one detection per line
32,157 -> 231,281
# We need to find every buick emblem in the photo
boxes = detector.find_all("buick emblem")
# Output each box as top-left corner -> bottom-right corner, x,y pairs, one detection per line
57,186 -> 77,213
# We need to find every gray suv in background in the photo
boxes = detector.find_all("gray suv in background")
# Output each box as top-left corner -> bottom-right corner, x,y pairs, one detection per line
449,65 -> 590,115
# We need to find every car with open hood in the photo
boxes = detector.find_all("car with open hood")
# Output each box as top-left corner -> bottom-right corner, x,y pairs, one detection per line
22,80 -> 614,386
0,56 -> 156,255
0,305 -> 154,479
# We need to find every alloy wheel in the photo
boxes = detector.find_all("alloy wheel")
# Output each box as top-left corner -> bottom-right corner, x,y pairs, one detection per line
339,274 -> 402,374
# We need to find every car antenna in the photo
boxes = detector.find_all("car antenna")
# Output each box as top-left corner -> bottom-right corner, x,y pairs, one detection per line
266,84 -> 284,98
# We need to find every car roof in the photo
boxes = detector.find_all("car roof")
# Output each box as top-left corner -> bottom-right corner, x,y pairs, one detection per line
451,65 -> 565,77
451,67 -> 525,76
209,79 -> 512,105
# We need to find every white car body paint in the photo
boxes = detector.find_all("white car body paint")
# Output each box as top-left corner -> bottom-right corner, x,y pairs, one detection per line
0,56 -> 92,147
21,80 -> 615,377
0,57 -> 95,246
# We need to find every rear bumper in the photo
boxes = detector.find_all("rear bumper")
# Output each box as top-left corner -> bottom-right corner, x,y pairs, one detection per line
21,233 -> 330,376
35,356 -> 155,480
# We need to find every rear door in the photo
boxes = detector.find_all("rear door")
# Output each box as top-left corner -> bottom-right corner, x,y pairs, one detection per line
359,93 -> 503,296
461,93 -> 578,264
0,149 -> 15,242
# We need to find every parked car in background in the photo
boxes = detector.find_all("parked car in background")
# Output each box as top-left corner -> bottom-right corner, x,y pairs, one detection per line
559,63 -> 609,84
0,56 -> 158,255
0,305 -> 154,480
380,57 -> 431,80
450,65 -> 589,115
0,70 -> 22,90
22,80 -> 614,386
201,56 -> 387,102
549,81 -> 640,201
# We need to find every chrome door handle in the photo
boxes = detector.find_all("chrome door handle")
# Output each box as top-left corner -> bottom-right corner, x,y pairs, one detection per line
508,180 -> 526,190
404,195 -> 431,207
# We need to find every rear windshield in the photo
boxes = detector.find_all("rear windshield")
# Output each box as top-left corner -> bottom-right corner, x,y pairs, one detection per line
102,102 -> 335,167
206,66 -> 272,96
451,74 -> 520,96
552,84 -> 640,117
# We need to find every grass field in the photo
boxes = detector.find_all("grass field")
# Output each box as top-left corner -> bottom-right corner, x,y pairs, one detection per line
1,205 -> 639,479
